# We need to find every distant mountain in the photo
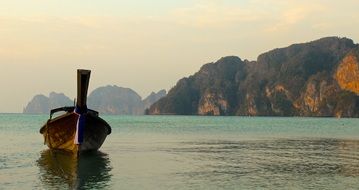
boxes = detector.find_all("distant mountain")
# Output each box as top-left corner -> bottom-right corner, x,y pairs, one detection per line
88,85 -> 143,115
148,37 -> 359,117
87,86 -> 166,115
142,89 -> 167,109
23,86 -> 166,115
23,92 -> 73,114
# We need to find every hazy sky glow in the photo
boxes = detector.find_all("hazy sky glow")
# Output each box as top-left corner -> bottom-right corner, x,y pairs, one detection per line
1,0 -> 359,112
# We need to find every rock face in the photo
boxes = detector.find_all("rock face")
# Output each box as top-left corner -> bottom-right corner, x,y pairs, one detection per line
23,92 -> 72,114
24,86 -> 166,115
335,52 -> 359,95
148,37 -> 359,117
198,90 -> 229,115
149,56 -> 244,115
297,72 -> 341,116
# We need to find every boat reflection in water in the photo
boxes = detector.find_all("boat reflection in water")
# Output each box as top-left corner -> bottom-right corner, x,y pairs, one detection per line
37,149 -> 112,189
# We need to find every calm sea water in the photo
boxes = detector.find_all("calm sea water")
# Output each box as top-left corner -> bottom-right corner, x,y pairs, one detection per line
0,114 -> 358,189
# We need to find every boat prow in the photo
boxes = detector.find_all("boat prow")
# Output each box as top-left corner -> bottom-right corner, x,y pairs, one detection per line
40,69 -> 112,153
40,111 -> 111,152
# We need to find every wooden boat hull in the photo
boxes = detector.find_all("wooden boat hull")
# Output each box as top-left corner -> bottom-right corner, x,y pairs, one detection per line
40,112 -> 111,152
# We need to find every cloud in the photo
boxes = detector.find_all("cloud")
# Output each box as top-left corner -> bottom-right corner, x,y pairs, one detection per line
265,2 -> 326,32
168,0 -> 358,34
0,0 -> 358,59
170,1 -> 267,28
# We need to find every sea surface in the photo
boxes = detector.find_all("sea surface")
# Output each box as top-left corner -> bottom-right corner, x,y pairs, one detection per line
0,114 -> 358,189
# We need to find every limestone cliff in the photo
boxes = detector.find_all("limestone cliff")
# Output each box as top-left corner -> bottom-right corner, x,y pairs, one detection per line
297,72 -> 341,116
149,56 -> 243,115
335,52 -> 359,95
198,90 -> 229,115
264,84 -> 294,116
149,37 -> 359,117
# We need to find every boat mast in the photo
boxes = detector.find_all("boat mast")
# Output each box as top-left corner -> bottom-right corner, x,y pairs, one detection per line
76,69 -> 91,112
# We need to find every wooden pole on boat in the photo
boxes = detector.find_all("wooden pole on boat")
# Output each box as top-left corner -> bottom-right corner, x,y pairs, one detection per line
77,69 -> 91,110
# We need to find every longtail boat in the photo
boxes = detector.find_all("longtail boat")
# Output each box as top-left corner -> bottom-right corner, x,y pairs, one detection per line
40,69 -> 111,153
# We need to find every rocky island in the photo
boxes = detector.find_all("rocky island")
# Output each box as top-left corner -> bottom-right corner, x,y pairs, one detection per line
24,86 -> 166,115
148,37 -> 359,117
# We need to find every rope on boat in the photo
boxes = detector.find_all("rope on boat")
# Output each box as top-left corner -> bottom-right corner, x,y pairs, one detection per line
74,106 -> 87,145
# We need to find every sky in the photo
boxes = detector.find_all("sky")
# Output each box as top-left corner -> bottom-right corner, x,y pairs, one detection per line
1,0 -> 359,113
